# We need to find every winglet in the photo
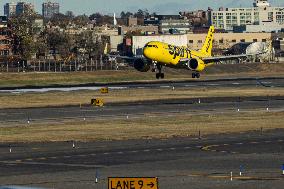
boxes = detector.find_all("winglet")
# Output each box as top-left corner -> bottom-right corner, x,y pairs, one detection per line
200,26 -> 215,56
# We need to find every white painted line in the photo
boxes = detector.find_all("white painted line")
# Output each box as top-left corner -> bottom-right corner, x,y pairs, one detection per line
103,152 -> 110,155
184,147 -> 191,149
130,151 -> 138,153
143,149 -> 150,152
117,152 -> 124,154
156,149 -> 163,151
232,83 -> 240,85
236,143 -> 243,145
169,148 -> 176,150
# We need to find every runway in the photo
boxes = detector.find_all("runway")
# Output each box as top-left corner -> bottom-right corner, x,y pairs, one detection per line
0,77 -> 284,188
0,130 -> 283,188
0,96 -> 284,126
0,77 -> 284,93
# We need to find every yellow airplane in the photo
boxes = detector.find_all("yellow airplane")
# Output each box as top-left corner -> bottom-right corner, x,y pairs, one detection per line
109,26 -> 258,79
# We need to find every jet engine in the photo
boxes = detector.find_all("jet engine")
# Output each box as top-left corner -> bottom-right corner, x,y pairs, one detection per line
187,58 -> 205,72
134,58 -> 151,72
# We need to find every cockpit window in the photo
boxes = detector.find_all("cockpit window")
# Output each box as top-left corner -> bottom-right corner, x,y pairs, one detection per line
145,44 -> 158,48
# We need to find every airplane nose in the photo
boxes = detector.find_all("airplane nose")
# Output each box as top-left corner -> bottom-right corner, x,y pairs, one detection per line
143,47 -> 150,57
143,47 -> 154,59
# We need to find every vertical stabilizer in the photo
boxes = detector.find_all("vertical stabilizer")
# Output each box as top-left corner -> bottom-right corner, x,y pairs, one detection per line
200,26 -> 214,56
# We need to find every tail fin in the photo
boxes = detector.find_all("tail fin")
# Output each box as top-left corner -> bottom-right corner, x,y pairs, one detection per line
201,26 -> 214,56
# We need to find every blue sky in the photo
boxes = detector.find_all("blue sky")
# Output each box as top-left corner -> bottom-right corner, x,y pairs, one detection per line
1,0 -> 284,16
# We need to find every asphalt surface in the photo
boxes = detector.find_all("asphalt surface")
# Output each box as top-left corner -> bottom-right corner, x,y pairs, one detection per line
0,77 -> 284,188
0,96 -> 284,126
0,130 -> 283,188
0,77 -> 284,93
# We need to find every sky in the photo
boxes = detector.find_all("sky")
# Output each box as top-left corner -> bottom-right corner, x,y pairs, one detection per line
1,0 -> 284,16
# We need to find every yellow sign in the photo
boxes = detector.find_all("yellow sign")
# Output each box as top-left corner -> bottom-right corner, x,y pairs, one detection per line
91,98 -> 104,107
108,177 -> 158,189
101,87 -> 109,94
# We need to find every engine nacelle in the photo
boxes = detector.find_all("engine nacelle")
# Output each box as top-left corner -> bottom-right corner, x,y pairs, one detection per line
134,58 -> 151,72
187,58 -> 205,72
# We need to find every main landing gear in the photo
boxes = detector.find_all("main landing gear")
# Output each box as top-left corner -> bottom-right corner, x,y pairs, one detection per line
192,72 -> 200,78
155,64 -> 164,79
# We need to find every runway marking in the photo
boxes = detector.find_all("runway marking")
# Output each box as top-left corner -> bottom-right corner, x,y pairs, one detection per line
38,157 -> 47,160
236,143 -> 243,145
25,158 -> 33,161
103,152 -> 110,155
143,149 -> 150,152
156,149 -> 163,151
89,154 -> 96,156
202,139 -> 283,154
49,157 -> 57,159
184,147 -> 191,149
77,154 -> 87,157
130,151 -> 138,153
63,156 -> 71,158
116,151 -> 124,154
169,148 -> 176,150
0,160 -> 104,168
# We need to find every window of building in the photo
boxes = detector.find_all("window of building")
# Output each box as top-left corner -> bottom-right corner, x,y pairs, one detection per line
262,39 -> 267,42
253,39 -> 258,42
232,39 -> 236,43
240,39 -> 245,42
189,40 -> 193,43
198,40 -> 202,43
219,39 -> 224,44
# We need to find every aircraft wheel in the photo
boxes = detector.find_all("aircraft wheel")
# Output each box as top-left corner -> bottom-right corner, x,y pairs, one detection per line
192,73 -> 196,78
196,73 -> 200,78
161,73 -> 165,79
156,73 -> 160,79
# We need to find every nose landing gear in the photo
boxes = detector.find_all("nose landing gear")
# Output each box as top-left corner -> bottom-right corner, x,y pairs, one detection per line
155,64 -> 164,79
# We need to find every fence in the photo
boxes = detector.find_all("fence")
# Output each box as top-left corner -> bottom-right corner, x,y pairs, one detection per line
0,58 -> 125,72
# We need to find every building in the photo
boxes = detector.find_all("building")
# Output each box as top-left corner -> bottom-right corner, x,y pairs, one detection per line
187,32 -> 272,51
0,16 -> 8,28
233,22 -> 284,33
210,0 -> 284,31
0,27 -> 13,58
4,3 -> 16,17
42,1 -> 60,19
16,2 -> 35,15
144,14 -> 182,26
118,26 -> 159,36
127,17 -> 138,26
159,19 -> 191,34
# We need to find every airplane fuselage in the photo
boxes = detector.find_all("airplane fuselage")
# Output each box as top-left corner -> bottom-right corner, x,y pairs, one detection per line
143,41 -> 211,71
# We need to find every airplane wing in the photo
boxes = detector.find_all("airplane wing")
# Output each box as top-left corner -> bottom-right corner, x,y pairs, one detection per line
202,54 -> 253,63
179,53 -> 260,64
107,55 -> 138,60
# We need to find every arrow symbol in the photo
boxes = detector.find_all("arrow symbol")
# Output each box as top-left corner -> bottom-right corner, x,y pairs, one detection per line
147,182 -> 154,188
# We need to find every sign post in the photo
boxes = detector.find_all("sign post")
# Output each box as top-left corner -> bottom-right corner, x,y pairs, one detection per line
108,177 -> 158,189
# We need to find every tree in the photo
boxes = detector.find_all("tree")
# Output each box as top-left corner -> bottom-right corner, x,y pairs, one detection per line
73,15 -> 90,26
46,31 -> 73,60
9,11 -> 38,60
49,13 -> 72,28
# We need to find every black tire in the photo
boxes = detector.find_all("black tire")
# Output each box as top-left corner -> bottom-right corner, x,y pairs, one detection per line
156,73 -> 160,79
161,73 -> 165,79
196,73 -> 200,78
192,73 -> 196,78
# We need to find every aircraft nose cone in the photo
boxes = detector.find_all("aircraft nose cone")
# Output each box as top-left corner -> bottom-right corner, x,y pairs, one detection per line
143,48 -> 150,58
